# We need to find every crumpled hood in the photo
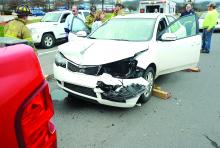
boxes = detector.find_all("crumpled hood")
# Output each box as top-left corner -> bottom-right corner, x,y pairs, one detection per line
58,38 -> 149,65
26,22 -> 58,30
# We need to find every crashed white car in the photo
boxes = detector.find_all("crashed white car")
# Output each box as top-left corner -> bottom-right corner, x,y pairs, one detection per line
54,13 -> 201,108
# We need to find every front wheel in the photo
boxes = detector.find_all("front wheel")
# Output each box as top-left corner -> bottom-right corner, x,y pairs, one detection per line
138,67 -> 155,103
41,33 -> 55,49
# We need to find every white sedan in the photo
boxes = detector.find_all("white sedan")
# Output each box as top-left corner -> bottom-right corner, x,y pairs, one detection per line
54,13 -> 201,108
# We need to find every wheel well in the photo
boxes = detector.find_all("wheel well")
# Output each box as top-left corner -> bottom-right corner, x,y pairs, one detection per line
146,63 -> 156,74
42,32 -> 55,39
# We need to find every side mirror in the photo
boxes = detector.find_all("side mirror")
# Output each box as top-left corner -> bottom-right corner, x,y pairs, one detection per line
75,31 -> 87,37
161,33 -> 177,41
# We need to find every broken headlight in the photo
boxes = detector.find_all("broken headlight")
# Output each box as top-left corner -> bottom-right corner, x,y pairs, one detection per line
98,57 -> 144,79
55,52 -> 67,68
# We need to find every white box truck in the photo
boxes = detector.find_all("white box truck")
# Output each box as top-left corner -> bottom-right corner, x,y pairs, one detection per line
139,0 -> 176,14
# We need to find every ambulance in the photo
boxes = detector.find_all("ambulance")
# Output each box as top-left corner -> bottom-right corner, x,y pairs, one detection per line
139,0 -> 176,14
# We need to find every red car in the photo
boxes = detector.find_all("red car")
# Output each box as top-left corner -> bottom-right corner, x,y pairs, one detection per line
0,37 -> 57,148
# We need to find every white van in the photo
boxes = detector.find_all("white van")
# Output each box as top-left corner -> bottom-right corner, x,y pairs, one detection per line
139,0 -> 176,14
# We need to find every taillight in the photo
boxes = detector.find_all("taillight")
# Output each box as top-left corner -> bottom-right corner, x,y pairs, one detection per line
140,9 -> 145,13
16,82 -> 57,148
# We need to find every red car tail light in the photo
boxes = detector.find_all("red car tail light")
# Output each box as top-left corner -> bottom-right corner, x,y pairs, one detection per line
16,82 -> 57,148
140,9 -> 145,13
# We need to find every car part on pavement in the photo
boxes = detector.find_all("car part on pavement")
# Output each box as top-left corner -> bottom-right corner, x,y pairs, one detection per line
152,85 -> 171,100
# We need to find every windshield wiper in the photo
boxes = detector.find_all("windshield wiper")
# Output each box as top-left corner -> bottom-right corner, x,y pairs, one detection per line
111,39 -> 130,41
88,36 -> 96,39
42,20 -> 55,22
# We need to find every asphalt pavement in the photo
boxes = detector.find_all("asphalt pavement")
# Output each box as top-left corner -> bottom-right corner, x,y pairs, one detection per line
38,33 -> 220,148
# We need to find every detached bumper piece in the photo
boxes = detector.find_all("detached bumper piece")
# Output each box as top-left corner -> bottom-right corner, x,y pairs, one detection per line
96,81 -> 146,103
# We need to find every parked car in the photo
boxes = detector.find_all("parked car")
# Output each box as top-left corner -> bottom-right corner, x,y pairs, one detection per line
198,11 -> 220,31
54,13 -> 201,108
27,10 -> 88,49
77,9 -> 90,22
31,9 -> 46,16
0,37 -> 57,147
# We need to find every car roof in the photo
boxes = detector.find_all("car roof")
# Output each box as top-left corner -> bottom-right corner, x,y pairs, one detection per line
47,10 -> 71,14
115,13 -> 169,19
78,10 -> 90,12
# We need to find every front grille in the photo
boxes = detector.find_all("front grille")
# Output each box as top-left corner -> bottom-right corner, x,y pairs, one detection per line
67,62 -> 99,75
64,82 -> 96,97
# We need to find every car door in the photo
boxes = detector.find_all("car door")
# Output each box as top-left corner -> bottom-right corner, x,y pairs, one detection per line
68,17 -> 90,41
57,13 -> 70,38
155,14 -> 201,75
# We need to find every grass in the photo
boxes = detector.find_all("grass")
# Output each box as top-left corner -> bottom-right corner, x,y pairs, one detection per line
0,26 -> 4,37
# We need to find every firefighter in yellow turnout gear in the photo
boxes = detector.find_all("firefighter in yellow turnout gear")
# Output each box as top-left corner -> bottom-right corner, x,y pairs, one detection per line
85,6 -> 97,30
4,4 -> 37,54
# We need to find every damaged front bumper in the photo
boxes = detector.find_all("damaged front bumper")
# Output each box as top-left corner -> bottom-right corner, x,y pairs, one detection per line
54,64 -> 149,108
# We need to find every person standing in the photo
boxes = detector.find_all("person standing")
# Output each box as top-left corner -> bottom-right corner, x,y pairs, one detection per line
85,6 -> 97,30
201,2 -> 218,53
180,4 -> 195,17
64,5 -> 83,34
111,3 -> 124,18
4,4 -> 37,53
91,10 -> 105,32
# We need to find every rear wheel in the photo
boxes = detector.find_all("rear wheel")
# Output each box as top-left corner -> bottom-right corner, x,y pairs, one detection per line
41,33 -> 55,49
139,67 -> 155,103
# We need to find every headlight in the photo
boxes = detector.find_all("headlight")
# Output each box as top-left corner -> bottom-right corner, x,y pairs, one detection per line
55,52 -> 67,68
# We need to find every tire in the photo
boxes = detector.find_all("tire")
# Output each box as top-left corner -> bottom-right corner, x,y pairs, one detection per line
41,33 -> 55,49
139,67 -> 155,103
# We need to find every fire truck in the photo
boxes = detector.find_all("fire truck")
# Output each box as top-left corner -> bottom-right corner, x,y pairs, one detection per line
139,0 -> 176,14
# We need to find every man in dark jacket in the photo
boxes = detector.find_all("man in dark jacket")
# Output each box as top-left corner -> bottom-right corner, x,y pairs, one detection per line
180,4 -> 195,17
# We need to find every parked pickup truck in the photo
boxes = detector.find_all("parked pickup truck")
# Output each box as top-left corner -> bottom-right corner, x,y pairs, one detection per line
27,10 -> 90,49
0,37 -> 57,148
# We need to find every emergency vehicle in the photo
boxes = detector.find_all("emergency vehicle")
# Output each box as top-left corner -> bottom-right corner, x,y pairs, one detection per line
0,37 -> 57,148
139,0 -> 176,14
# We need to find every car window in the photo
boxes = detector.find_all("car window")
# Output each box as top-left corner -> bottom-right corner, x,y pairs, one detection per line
163,14 -> 197,39
60,13 -> 70,23
71,17 -> 89,33
166,15 -> 176,23
157,18 -> 167,36
41,13 -> 61,22
90,18 -> 156,41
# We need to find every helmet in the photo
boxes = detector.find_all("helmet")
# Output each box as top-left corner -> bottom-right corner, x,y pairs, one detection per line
90,6 -> 97,13
16,4 -> 31,16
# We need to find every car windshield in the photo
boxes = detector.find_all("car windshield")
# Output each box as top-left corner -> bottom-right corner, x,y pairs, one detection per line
41,13 -> 61,22
89,18 -> 156,41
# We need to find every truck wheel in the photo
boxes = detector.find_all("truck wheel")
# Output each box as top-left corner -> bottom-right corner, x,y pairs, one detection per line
41,33 -> 55,49
139,67 -> 155,103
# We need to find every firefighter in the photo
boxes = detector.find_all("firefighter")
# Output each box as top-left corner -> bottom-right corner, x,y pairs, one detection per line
85,5 -> 97,30
111,3 -> 125,18
4,4 -> 37,53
